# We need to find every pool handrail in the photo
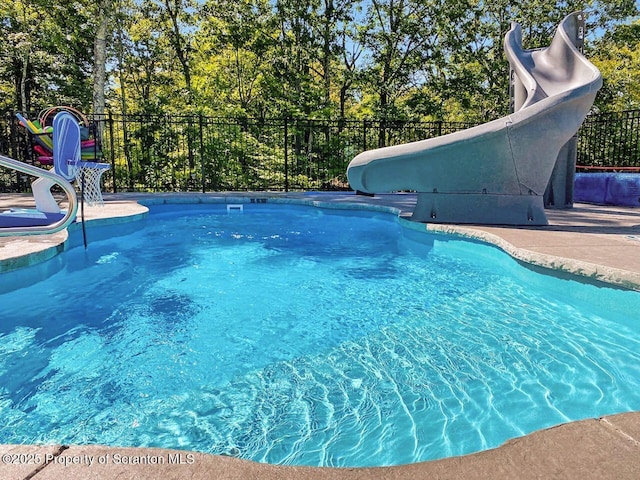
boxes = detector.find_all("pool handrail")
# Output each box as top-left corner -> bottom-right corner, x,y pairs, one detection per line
0,154 -> 78,236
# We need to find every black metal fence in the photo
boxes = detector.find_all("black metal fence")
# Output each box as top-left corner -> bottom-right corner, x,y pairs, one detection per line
1,109 -> 638,193
0,113 -> 475,192
576,109 -> 640,172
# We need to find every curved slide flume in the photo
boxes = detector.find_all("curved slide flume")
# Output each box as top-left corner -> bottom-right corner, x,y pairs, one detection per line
347,12 -> 602,225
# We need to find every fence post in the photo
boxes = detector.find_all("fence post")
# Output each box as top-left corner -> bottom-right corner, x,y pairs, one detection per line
363,120 -> 368,152
122,114 -> 133,191
284,117 -> 289,192
199,114 -> 205,193
107,111 -> 116,193
8,111 -> 17,160
7,112 -> 19,191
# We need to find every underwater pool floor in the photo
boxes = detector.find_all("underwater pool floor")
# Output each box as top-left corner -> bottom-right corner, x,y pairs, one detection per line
1,192 -> 639,479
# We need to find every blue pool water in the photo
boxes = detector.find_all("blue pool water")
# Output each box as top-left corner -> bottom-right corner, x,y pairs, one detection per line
1,203 -> 639,467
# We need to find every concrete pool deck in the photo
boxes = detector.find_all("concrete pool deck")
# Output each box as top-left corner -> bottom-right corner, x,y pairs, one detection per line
1,191 -> 639,479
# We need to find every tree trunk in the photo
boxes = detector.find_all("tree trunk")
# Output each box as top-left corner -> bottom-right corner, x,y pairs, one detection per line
20,54 -> 29,112
163,0 -> 192,104
378,88 -> 388,147
339,85 -> 347,118
93,0 -> 111,142
322,0 -> 334,108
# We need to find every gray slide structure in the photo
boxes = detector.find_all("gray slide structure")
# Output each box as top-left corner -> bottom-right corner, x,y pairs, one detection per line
346,12 -> 602,225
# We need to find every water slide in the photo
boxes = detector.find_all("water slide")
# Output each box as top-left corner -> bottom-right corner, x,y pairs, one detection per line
346,12 -> 602,225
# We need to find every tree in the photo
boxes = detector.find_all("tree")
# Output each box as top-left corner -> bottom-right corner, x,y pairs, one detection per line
198,0 -> 276,116
267,0 -> 320,116
358,0 -> 469,121
404,0 -> 640,122
93,0 -> 113,116
307,0 -> 359,115
158,0 -> 197,106
111,1 -> 167,114
589,20 -> 640,111
335,14 -> 364,118
0,0 -> 96,112
2,0 -> 638,123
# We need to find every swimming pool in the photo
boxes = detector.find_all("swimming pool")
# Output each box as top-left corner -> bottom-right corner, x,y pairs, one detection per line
1,203 -> 639,467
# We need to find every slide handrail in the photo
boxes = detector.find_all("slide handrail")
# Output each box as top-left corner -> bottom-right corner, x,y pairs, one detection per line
0,154 -> 78,236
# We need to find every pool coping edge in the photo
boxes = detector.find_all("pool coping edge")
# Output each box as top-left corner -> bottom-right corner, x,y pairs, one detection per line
2,411 -> 640,479
418,221 -> 640,291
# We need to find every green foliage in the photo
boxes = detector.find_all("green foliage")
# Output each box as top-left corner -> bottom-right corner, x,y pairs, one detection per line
0,0 -> 638,132
0,0 -> 96,111
589,20 -> 640,111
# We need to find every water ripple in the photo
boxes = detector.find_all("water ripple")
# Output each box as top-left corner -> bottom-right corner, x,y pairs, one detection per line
0,206 -> 639,467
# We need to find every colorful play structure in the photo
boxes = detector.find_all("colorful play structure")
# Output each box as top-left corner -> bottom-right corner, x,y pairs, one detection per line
0,107 -> 110,235
15,106 -> 103,166
347,12 -> 604,225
